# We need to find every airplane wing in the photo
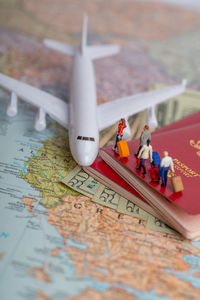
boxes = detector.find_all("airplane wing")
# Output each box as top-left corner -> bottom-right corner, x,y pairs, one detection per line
0,73 -> 69,129
97,81 -> 186,131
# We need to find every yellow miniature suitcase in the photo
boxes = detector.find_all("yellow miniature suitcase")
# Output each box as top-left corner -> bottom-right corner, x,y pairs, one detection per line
117,140 -> 130,158
171,175 -> 184,193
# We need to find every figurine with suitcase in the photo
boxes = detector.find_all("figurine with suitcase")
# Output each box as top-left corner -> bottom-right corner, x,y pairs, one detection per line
113,118 -> 130,158
158,151 -> 184,192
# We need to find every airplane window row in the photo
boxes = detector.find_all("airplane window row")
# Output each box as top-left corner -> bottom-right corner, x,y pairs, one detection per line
77,136 -> 95,142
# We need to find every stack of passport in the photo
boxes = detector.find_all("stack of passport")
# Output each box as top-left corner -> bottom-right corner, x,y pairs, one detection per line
84,111 -> 200,240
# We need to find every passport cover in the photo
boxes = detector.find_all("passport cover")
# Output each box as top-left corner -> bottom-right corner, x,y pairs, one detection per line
154,111 -> 200,134
100,122 -> 200,215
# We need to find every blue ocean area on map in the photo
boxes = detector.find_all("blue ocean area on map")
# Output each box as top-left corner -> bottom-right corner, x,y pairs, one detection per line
163,236 -> 200,288
116,283 -> 169,300
192,241 -> 200,250
164,254 -> 200,288
0,213 -> 110,299
13,160 -> 28,176
97,267 -> 109,275
67,238 -> 87,251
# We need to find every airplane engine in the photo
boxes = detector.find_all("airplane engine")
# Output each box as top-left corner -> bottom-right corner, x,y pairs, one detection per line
34,108 -> 46,131
122,117 -> 131,140
147,105 -> 158,130
7,92 -> 18,117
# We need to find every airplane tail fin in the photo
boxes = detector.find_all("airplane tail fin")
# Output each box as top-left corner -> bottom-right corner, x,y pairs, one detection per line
44,14 -> 88,56
81,13 -> 88,55
44,14 -> 120,59
82,13 -> 120,59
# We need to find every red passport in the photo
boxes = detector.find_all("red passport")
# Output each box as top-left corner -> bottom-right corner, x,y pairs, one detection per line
99,122 -> 200,240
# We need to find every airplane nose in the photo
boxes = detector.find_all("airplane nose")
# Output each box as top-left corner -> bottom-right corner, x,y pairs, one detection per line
78,156 -> 95,167
77,151 -> 97,166
72,143 -> 98,166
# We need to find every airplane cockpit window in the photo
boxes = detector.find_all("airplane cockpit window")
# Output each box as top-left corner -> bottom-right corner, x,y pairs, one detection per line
77,136 -> 95,142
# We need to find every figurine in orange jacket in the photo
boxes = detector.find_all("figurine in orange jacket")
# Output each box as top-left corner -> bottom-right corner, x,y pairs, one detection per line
113,118 -> 127,150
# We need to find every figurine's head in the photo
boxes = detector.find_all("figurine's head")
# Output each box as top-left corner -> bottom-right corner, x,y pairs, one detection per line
163,151 -> 168,157
144,124 -> 149,130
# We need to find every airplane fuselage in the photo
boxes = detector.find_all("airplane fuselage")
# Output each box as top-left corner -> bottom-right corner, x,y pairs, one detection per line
69,51 -> 99,166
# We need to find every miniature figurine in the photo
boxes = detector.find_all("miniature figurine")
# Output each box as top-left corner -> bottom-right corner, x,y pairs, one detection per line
137,139 -> 153,175
159,151 -> 174,186
135,125 -> 151,157
113,118 -> 127,151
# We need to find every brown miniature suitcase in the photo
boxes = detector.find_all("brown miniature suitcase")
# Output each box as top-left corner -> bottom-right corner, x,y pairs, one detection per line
171,175 -> 184,193
117,140 -> 130,158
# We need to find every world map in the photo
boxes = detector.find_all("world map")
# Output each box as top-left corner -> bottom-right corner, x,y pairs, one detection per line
0,1 -> 200,299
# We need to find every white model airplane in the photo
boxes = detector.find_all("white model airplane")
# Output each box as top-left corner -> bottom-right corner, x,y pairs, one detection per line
0,15 -> 186,166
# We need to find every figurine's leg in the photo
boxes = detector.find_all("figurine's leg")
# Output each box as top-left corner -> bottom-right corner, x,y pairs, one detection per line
163,168 -> 169,186
136,159 -> 142,172
113,134 -> 119,150
160,167 -> 168,186
142,159 -> 146,174
159,167 -> 165,185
